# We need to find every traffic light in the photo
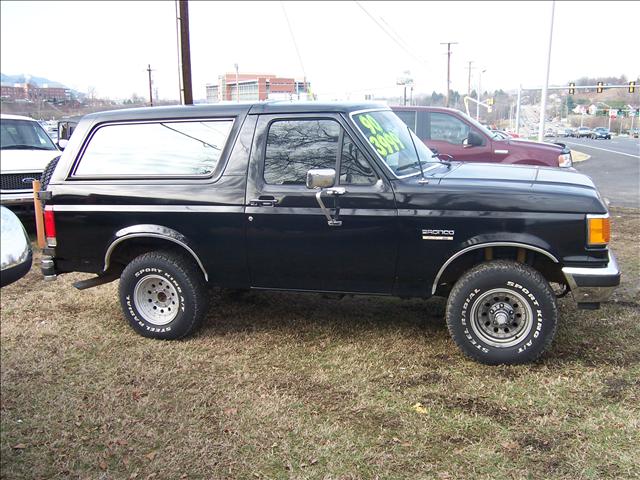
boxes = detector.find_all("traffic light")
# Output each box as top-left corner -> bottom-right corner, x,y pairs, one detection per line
597,82 -> 604,94
569,82 -> 575,95
630,81 -> 636,94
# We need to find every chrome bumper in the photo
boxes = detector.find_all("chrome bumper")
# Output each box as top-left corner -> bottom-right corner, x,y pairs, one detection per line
0,191 -> 34,205
562,252 -> 620,304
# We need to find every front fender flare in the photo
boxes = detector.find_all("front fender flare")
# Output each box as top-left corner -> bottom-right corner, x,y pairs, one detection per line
104,224 -> 208,281
431,239 -> 559,295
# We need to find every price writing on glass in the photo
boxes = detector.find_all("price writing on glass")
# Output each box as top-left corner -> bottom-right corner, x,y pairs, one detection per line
358,114 -> 406,157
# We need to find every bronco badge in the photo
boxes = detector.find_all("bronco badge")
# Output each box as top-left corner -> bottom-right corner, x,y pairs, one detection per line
422,229 -> 454,241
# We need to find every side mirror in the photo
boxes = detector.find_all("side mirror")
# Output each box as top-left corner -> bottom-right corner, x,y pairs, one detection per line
57,139 -> 69,151
306,168 -> 336,189
464,130 -> 484,147
1,206 -> 33,287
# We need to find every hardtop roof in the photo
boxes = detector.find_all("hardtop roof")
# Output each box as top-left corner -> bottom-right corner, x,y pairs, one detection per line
80,101 -> 389,123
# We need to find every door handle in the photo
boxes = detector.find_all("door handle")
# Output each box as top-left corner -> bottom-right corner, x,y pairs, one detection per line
249,196 -> 278,207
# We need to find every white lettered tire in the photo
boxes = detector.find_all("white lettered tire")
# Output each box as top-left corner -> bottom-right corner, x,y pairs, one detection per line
119,251 -> 208,339
446,260 -> 558,365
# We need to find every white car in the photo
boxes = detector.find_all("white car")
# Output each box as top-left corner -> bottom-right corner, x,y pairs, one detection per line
1,114 -> 60,206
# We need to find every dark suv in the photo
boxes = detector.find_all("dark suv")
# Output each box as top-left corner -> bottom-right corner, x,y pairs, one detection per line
391,106 -> 572,168
37,102 -> 619,365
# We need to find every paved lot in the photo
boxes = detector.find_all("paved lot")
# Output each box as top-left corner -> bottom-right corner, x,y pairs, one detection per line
562,136 -> 640,208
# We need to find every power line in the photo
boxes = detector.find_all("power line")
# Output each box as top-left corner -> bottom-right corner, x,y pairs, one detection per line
354,1 -> 426,66
281,2 -> 309,96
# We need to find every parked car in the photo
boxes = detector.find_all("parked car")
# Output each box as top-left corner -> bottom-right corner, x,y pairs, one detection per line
0,206 -> 32,287
575,127 -> 593,138
392,106 -> 572,168
591,127 -> 612,140
558,128 -> 575,138
1,114 -> 60,208
37,102 -> 619,365
632,128 -> 639,138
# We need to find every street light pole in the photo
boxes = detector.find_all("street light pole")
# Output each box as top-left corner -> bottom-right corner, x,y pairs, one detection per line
147,64 -> 153,107
515,84 -> 521,135
476,69 -> 485,121
234,63 -> 239,103
537,0 -> 555,142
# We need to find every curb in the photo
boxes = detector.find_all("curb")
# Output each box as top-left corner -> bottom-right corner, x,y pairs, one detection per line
571,150 -> 590,163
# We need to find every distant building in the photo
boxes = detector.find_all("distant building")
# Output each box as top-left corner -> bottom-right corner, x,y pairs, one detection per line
206,73 -> 312,103
0,82 -> 71,102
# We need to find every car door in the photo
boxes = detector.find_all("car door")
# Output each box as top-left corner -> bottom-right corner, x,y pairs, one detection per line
424,112 -> 495,163
245,113 -> 399,294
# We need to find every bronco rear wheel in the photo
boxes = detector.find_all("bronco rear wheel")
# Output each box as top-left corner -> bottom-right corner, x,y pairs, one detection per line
119,250 -> 208,339
446,260 -> 558,365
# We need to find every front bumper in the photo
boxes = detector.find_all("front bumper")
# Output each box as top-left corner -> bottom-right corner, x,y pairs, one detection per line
562,252 -> 620,305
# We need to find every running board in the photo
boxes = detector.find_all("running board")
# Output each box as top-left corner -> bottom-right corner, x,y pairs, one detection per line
73,273 -> 120,290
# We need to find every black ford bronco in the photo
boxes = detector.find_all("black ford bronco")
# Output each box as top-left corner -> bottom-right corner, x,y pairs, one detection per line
38,102 -> 620,364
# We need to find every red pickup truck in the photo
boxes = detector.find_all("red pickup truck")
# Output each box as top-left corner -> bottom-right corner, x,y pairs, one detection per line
392,106 -> 572,168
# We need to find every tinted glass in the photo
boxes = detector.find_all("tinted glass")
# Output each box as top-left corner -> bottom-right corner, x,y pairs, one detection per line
429,112 -> 470,144
75,120 -> 233,176
339,135 -> 377,185
394,110 -> 417,132
264,119 -> 339,185
1,119 -> 57,151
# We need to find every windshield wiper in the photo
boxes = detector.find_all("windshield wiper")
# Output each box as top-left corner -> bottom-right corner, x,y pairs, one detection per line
432,152 -> 452,168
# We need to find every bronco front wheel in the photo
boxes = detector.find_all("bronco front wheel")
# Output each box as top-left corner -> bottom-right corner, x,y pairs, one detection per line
446,260 -> 558,365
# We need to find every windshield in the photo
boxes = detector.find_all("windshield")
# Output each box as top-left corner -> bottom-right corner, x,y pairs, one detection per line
1,118 -> 57,151
352,110 -> 436,177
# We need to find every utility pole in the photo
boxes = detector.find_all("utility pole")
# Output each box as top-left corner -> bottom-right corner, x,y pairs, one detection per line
178,0 -> 193,105
467,60 -> 473,97
537,0 -> 555,142
440,42 -> 458,108
147,64 -> 154,107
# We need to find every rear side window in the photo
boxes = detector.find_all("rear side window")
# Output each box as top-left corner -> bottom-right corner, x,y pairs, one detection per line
74,119 -> 233,177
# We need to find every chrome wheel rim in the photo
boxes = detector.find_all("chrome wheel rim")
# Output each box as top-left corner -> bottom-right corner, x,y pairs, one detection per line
133,274 -> 179,326
470,288 -> 533,348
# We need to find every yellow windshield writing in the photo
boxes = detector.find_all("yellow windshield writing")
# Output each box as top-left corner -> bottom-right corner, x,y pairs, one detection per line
358,114 -> 406,157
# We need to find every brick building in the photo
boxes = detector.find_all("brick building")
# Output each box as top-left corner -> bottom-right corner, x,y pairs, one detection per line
206,73 -> 312,103
1,82 -> 71,102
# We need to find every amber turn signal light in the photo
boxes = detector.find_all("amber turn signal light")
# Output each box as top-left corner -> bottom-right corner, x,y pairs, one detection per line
587,216 -> 610,246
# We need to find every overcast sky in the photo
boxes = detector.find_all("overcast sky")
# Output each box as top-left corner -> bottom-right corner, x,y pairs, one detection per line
2,1 -> 639,101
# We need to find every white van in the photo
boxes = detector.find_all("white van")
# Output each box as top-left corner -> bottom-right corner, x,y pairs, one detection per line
1,114 -> 60,206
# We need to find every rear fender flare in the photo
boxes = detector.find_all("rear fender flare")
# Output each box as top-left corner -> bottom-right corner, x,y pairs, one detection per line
104,224 -> 208,282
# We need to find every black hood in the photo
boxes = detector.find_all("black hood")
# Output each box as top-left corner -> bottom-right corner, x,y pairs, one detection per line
393,162 -> 606,214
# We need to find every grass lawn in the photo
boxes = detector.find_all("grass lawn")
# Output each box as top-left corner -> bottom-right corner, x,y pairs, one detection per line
1,208 -> 639,479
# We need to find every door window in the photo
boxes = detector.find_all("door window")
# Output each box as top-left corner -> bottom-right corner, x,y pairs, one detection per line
394,110 -> 417,132
339,134 -> 377,185
264,119 -> 377,186
264,119 -> 340,185
429,112 -> 471,145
